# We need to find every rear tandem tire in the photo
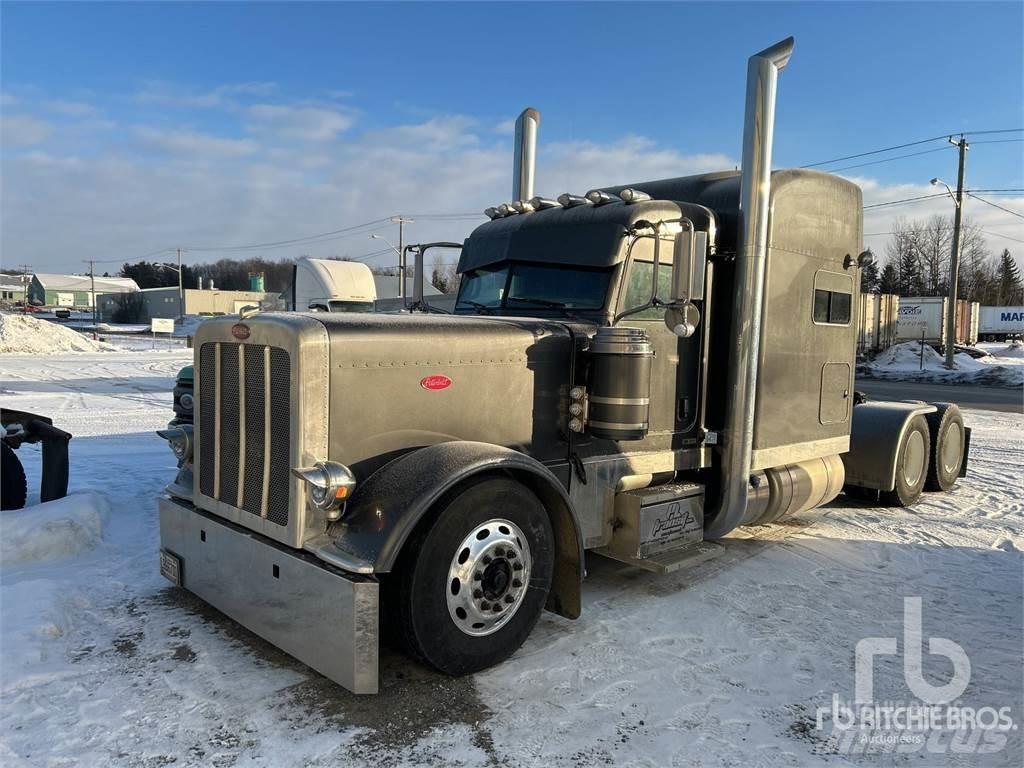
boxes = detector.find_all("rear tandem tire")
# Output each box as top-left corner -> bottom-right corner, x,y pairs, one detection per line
880,415 -> 930,507
1,442 -> 28,511
923,403 -> 964,493
391,476 -> 554,676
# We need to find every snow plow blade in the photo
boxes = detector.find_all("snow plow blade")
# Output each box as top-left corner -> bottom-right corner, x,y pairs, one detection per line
158,495 -> 379,693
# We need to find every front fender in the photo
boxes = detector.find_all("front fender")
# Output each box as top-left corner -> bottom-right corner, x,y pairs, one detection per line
326,441 -> 585,619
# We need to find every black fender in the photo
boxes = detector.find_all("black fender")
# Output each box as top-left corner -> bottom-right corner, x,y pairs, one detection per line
334,441 -> 585,619
841,400 -> 936,491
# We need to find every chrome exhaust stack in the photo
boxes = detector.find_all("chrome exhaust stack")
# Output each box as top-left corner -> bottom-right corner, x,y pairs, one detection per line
512,108 -> 540,203
703,36 -> 794,539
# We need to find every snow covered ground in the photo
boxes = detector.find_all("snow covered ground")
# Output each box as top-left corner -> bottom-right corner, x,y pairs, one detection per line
1,347 -> 1021,767
860,341 -> 1024,388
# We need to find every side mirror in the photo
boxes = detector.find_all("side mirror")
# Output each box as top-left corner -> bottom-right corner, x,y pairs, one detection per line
669,227 -> 707,304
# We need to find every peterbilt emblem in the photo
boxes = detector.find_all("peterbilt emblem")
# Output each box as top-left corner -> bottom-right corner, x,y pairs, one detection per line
420,375 -> 452,391
231,324 -> 251,340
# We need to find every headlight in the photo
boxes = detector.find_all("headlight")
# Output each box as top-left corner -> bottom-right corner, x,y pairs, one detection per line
179,392 -> 194,411
291,461 -> 356,521
156,425 -> 193,465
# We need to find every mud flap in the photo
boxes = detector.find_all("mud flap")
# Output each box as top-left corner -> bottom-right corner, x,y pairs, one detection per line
159,496 -> 379,694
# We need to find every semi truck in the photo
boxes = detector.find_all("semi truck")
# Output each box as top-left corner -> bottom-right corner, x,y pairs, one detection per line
978,305 -> 1024,342
156,38 -> 970,694
291,257 -> 376,312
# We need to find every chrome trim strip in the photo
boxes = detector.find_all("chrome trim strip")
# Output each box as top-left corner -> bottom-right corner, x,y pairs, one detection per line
213,342 -> 221,499
588,419 -> 649,431
236,344 -> 246,509
589,395 -> 650,406
261,344 -> 271,519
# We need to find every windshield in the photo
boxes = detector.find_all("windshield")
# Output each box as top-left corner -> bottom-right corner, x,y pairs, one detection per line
455,263 -> 611,313
328,300 -> 375,313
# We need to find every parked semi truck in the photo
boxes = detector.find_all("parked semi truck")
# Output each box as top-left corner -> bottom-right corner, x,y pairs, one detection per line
292,257 -> 376,312
978,305 -> 1024,342
157,38 -> 970,694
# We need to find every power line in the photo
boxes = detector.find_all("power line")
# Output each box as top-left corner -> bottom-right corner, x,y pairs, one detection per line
801,128 -> 1023,169
863,193 -> 948,209
966,188 -> 1024,193
184,218 -> 394,252
965,192 -> 1024,220
828,146 -> 953,173
970,138 -> 1024,145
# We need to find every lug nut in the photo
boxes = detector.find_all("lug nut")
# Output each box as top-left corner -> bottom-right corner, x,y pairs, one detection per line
504,594 -> 515,604
473,571 -> 482,581
480,601 -> 491,610
473,589 -> 483,598
506,551 -> 516,559
493,604 -> 503,613
482,555 -> 493,565
512,579 -> 522,588
512,562 -> 523,571
494,547 -> 504,557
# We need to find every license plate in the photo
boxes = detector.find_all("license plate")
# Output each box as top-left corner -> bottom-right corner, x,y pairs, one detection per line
160,549 -> 182,585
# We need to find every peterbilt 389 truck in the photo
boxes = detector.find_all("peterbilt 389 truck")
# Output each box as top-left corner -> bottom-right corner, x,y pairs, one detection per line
157,38 -> 970,694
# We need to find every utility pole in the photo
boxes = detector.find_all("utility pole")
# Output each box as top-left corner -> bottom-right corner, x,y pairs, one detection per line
944,136 -> 968,370
177,248 -> 185,322
391,216 -> 413,301
18,264 -> 31,313
86,259 -> 97,333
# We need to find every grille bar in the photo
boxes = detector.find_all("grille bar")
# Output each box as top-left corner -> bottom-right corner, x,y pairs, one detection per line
198,341 -> 291,528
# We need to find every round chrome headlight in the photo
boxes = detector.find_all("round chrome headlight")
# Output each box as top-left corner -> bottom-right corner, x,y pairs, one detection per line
291,461 -> 357,519
179,392 -> 194,411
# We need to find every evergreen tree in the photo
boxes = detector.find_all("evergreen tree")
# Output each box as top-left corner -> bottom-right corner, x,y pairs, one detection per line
897,248 -> 924,296
860,256 -> 880,293
879,262 -> 899,294
996,249 -> 1023,305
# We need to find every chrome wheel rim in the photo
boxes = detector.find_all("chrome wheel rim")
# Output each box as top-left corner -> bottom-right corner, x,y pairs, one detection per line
903,429 -> 926,488
446,518 -> 532,637
941,422 -> 963,475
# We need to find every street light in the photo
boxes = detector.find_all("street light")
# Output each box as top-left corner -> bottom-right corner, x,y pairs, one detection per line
929,135 -> 968,371
371,233 -> 405,299
155,259 -> 185,322
930,177 -> 958,207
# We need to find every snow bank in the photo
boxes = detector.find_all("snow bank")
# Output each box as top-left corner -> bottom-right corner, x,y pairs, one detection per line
996,340 -> 1024,359
0,313 -> 114,354
861,341 -> 1024,387
0,492 -> 109,567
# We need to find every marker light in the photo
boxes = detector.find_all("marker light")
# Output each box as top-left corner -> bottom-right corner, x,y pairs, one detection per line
484,207 -> 501,219
497,203 -> 517,216
156,425 -> 194,465
620,188 -> 652,204
529,197 -> 563,210
585,190 -> 620,206
557,193 -> 592,208
511,200 -> 535,214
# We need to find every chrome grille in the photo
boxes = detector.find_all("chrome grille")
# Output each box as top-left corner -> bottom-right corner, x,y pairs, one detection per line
198,342 -> 291,526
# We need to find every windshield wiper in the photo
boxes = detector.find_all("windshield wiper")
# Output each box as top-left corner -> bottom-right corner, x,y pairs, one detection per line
456,300 -> 495,315
508,297 -> 568,309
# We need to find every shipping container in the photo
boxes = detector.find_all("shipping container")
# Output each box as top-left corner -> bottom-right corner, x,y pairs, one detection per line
978,306 -> 1024,341
857,293 -> 900,353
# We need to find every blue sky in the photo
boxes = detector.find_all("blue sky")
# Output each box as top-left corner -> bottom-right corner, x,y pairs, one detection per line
2,2 -> 1022,272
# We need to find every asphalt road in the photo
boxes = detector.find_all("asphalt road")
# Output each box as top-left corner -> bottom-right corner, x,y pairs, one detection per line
856,377 -> 1023,413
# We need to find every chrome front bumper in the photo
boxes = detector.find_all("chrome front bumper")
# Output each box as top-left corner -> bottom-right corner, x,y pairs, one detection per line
159,495 -> 379,694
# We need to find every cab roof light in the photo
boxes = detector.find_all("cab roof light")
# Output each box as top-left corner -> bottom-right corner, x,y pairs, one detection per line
585,190 -> 620,206
529,197 -> 563,210
497,202 -> 518,216
557,193 -> 592,208
484,206 -> 502,219
511,200 -> 535,214
620,188 -> 652,204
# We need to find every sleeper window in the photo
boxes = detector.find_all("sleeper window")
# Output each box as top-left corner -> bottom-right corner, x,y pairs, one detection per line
813,289 -> 852,325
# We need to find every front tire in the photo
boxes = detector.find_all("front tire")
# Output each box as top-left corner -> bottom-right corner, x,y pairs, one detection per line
1,442 -> 28,511
880,415 -> 930,507
392,476 -> 554,675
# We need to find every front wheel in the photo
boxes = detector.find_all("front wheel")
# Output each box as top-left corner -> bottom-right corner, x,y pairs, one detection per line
392,476 -> 554,675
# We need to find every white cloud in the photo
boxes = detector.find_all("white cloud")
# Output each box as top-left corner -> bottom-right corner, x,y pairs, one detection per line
244,104 -> 354,142
1,114 -> 53,146
1,91 -> 17,107
135,81 -> 277,108
133,126 -> 260,158
43,100 -> 98,117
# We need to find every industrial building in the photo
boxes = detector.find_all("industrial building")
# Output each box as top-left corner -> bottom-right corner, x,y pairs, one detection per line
135,287 -> 281,320
28,273 -> 139,308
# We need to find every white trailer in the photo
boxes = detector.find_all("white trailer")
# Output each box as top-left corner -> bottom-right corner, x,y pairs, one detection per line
896,297 -> 979,346
978,306 -> 1024,341
292,258 -> 376,313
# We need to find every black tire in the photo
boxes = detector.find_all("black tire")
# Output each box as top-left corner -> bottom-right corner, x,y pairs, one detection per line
1,442 -> 28,511
880,415 -> 930,507
391,476 -> 554,676
923,403 -> 965,492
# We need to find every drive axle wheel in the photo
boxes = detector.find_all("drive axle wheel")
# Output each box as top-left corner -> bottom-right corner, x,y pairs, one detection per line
1,442 -> 28,511
393,476 -> 553,675
924,403 -> 964,492
880,415 -> 930,507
